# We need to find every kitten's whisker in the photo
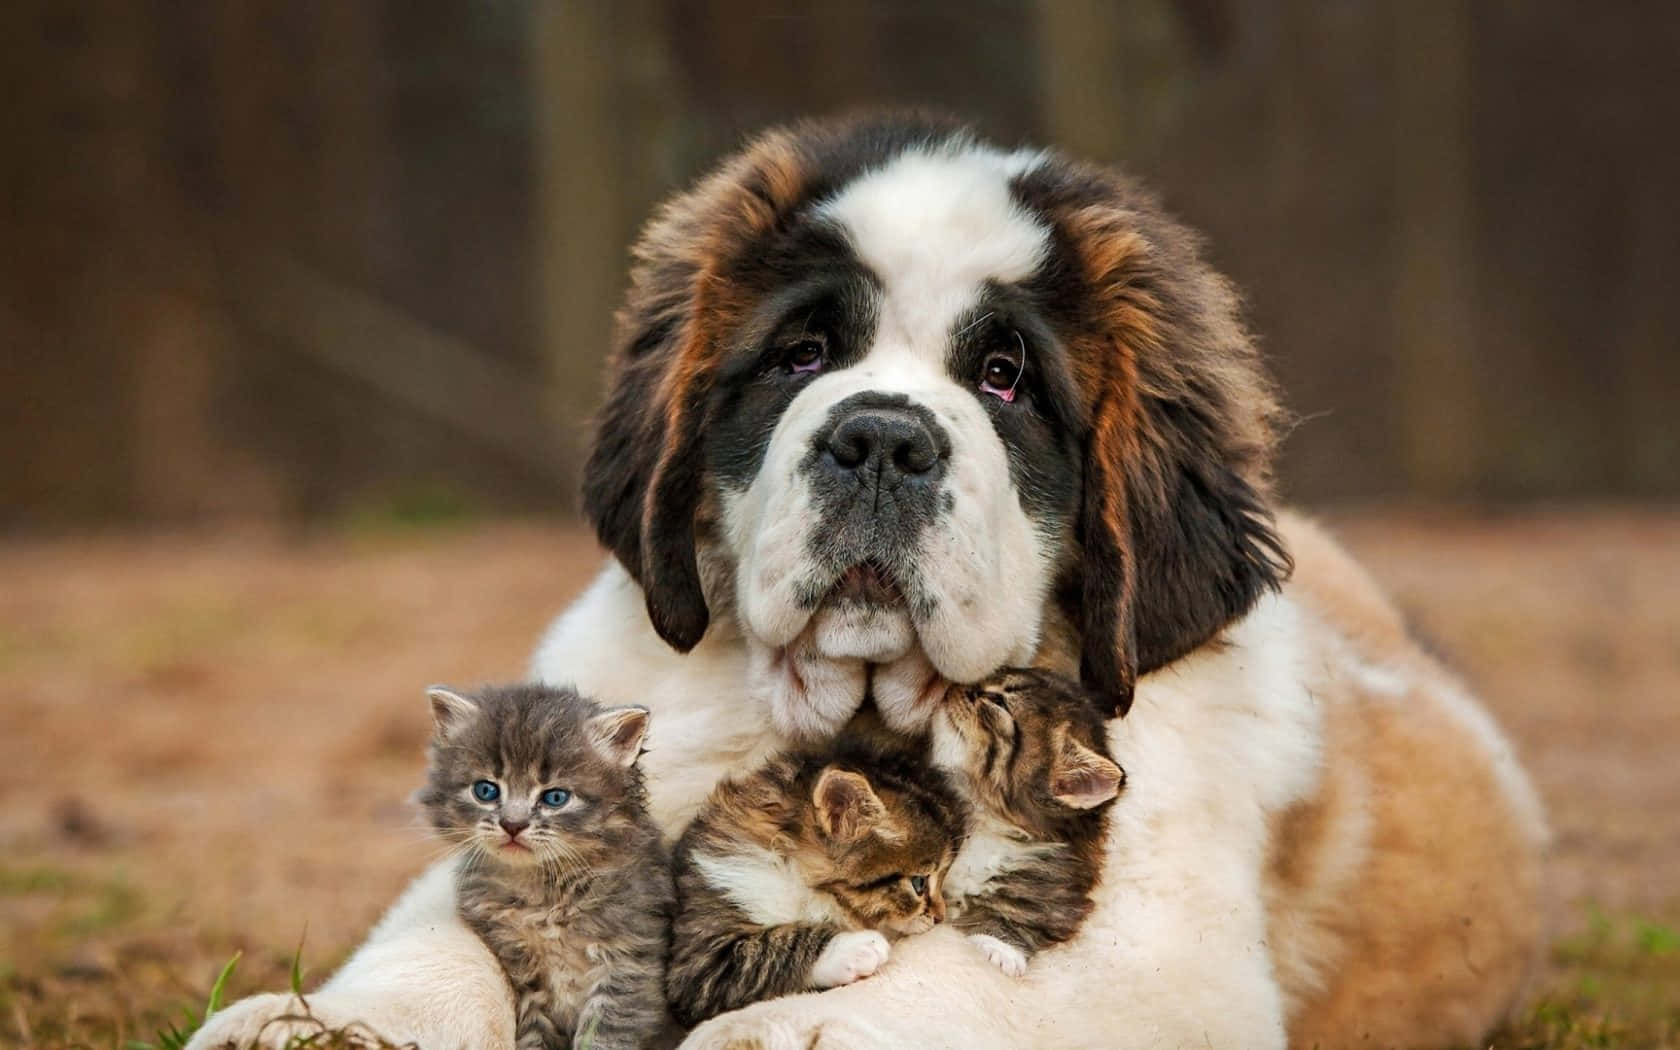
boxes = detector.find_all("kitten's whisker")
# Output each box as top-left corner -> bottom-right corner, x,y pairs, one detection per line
537,841 -> 595,883
420,833 -> 479,855
430,836 -> 485,865
456,841 -> 490,874
537,843 -> 575,873
406,829 -> 472,844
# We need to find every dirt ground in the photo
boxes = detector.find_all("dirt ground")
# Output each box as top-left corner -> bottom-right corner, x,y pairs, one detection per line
2,511 -> 1676,1048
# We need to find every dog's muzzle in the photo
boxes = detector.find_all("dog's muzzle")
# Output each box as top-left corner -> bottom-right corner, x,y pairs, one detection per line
807,392 -> 951,566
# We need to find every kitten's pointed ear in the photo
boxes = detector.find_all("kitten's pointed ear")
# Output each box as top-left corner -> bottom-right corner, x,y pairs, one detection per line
1049,725 -> 1125,810
427,686 -> 478,737
585,706 -> 651,767
813,767 -> 895,843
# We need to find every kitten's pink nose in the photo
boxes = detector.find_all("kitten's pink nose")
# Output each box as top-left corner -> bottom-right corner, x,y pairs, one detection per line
498,817 -> 529,838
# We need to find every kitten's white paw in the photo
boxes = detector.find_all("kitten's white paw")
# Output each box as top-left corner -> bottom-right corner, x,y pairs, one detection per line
809,930 -> 891,988
968,933 -> 1028,977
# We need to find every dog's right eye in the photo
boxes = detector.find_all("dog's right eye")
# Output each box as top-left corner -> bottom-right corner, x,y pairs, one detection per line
981,354 -> 1021,394
783,336 -> 826,374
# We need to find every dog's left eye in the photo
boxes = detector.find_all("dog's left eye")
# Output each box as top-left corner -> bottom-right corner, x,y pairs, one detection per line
783,336 -> 826,374
978,334 -> 1025,402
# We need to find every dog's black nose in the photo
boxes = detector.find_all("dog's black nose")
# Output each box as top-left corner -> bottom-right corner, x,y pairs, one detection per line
825,407 -> 946,480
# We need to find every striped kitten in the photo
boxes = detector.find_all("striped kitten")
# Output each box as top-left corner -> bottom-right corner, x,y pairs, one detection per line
420,684 -> 674,1050
930,668 -> 1125,976
665,715 -> 967,1028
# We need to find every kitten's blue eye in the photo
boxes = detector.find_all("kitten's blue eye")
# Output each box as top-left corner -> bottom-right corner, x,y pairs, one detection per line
540,788 -> 571,808
909,875 -> 928,895
472,780 -> 500,802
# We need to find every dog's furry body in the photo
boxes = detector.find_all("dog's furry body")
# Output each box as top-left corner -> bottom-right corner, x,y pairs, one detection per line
187,116 -> 1546,1050
191,527 -> 1546,1049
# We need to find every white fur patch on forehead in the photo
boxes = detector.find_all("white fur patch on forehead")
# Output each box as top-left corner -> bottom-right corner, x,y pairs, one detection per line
818,145 -> 1050,349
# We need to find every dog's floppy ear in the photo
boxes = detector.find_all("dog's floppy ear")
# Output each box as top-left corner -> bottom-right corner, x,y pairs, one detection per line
1076,386 -> 1142,716
1049,190 -> 1292,717
582,321 -> 710,651
1078,394 -> 1292,717
582,132 -> 807,652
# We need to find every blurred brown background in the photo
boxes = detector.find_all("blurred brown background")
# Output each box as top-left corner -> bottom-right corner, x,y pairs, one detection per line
5,1 -> 1677,532
4,6 -> 1680,1046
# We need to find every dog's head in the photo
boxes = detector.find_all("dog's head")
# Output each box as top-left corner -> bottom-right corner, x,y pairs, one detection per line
583,114 -> 1290,737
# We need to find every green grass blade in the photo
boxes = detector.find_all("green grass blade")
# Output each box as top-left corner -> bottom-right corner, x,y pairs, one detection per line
290,924 -> 308,997
206,949 -> 242,1016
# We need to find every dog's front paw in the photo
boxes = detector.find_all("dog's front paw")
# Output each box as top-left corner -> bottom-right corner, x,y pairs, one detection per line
809,930 -> 891,988
186,991 -> 423,1050
681,1011 -> 888,1050
967,933 -> 1028,977
184,994 -> 332,1050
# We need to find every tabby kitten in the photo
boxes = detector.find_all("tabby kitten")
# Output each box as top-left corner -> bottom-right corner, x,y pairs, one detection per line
420,683 -> 673,1050
665,716 -> 967,1028
929,668 -> 1126,977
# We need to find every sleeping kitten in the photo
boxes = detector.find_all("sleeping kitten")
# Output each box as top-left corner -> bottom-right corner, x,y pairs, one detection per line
665,716 -> 967,1028
420,683 -> 673,1050
930,668 -> 1125,977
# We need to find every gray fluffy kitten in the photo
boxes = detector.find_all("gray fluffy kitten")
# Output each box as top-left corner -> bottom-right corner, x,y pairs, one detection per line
420,683 -> 674,1050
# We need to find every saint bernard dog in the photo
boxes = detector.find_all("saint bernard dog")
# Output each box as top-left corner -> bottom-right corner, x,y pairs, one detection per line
189,115 -> 1548,1050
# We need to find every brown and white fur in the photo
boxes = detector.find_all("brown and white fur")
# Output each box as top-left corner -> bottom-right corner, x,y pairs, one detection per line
665,719 -> 965,1027
930,669 -> 1124,977
187,115 -> 1547,1050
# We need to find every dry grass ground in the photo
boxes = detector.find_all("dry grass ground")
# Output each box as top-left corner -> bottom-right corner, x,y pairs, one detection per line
1,512 -> 1676,1049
